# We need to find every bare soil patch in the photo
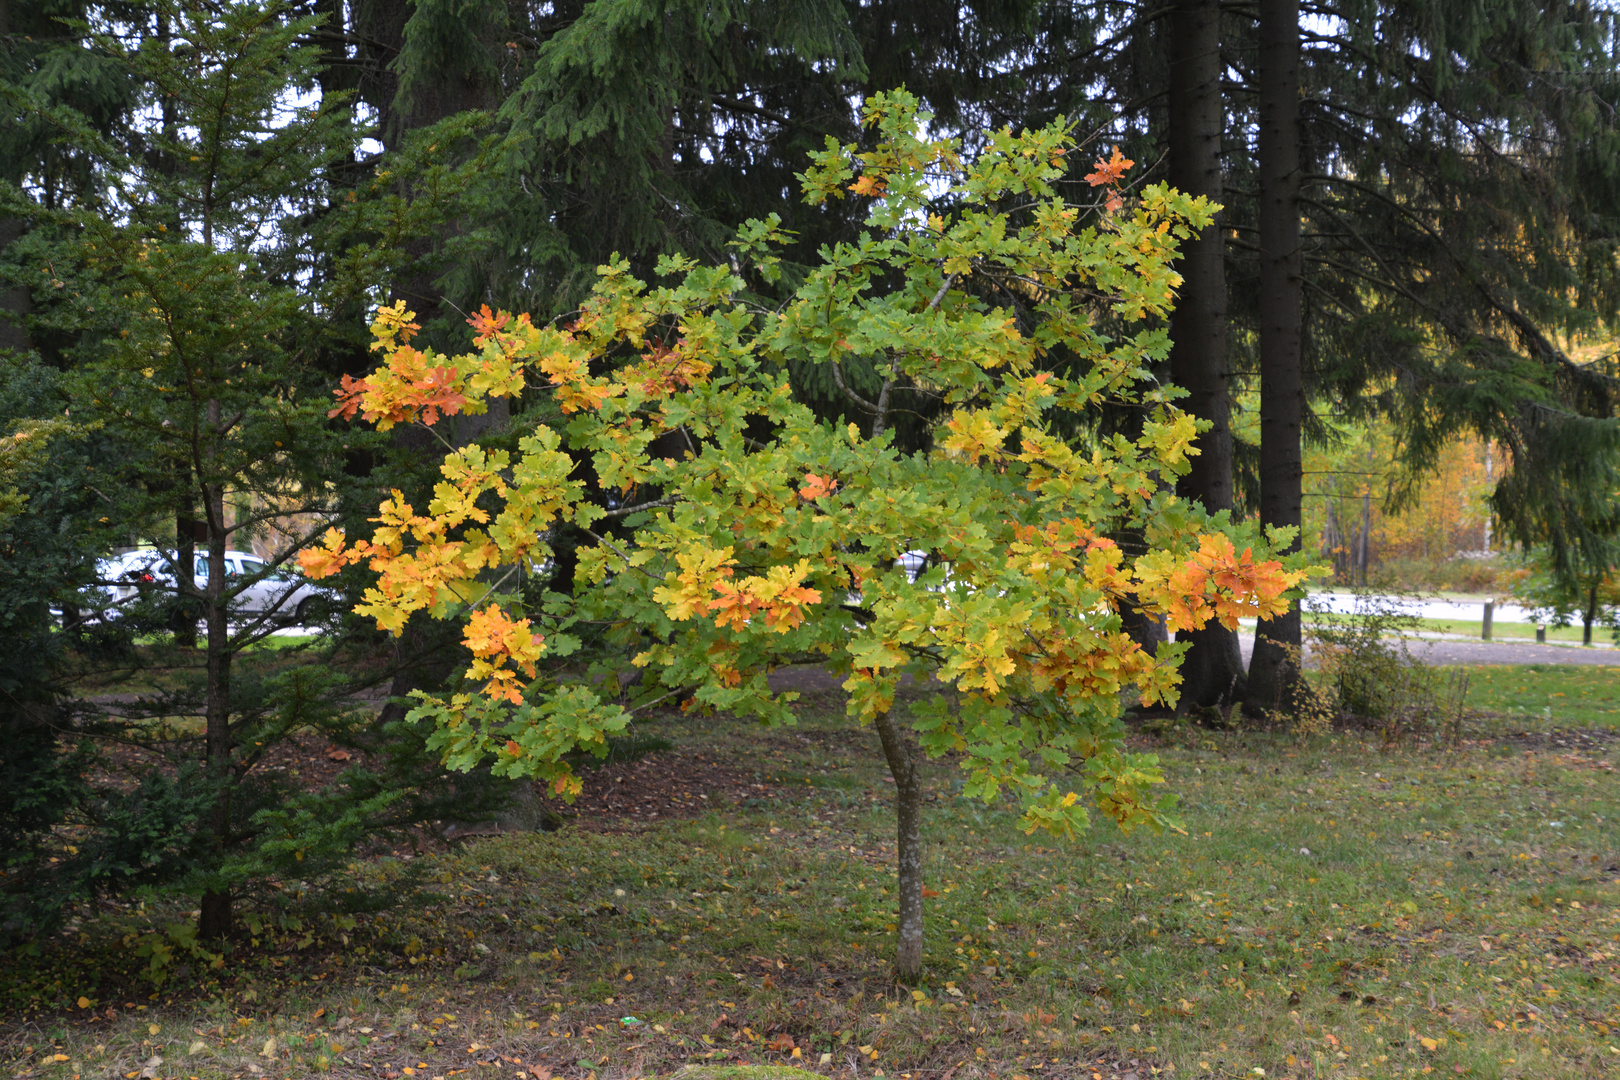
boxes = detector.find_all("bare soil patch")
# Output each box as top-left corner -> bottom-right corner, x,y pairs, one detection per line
546,750 -> 791,832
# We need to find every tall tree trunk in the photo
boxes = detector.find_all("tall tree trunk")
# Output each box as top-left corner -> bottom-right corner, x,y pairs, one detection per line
872,707 -> 923,982
1118,531 -> 1169,657
199,404 -> 234,939
1357,490 -> 1370,585
1247,0 -> 1305,715
173,510 -> 200,648
1119,599 -> 1169,658
1584,583 -> 1598,646
1167,0 -> 1244,708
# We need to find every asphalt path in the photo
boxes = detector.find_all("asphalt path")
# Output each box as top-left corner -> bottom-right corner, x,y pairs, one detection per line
1234,630 -> 1620,667
1341,636 -> 1620,667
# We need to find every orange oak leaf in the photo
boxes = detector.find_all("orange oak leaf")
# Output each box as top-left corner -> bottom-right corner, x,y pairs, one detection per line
463,605 -> 545,703
1151,534 -> 1300,633
467,304 -> 510,342
298,527 -> 354,579
701,562 -> 823,634
1084,147 -> 1135,188
329,373 -> 371,421
799,472 -> 838,501
707,581 -> 757,633
849,174 -> 888,196
623,338 -> 713,398
413,366 -> 468,426
762,582 -> 822,631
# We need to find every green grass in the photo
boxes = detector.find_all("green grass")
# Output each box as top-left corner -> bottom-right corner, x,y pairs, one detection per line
1294,611 -> 1602,645
5,674 -> 1620,1080
1455,663 -> 1620,730
1405,619 -> 1598,644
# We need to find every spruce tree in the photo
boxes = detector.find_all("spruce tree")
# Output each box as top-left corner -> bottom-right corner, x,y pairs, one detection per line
1245,0 -> 1305,711
1064,0 -> 1620,710
1304,0 -> 1620,585
1163,0 -> 1248,708
272,0 -> 1620,718
0,0 -> 473,939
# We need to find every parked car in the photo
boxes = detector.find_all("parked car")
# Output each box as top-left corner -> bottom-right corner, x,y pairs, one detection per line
86,550 -> 171,615
94,548 -> 334,625
844,550 -> 953,621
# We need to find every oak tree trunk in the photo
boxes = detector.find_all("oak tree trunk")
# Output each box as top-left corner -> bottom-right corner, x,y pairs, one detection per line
1247,0 -> 1306,716
1167,0 -> 1245,708
872,708 -> 924,982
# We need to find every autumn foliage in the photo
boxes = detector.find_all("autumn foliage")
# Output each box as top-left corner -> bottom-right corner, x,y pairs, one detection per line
306,92 -> 1305,831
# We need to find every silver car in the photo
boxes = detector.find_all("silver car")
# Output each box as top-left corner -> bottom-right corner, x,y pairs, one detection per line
96,548 -> 332,625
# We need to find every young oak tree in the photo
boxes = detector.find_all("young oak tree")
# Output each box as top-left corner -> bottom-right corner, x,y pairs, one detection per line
305,91 -> 1305,980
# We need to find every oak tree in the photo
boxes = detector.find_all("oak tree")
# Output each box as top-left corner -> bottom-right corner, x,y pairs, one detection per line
309,92 -> 1305,979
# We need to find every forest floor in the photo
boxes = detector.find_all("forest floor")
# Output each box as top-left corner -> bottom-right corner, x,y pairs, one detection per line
3,669 -> 1619,1080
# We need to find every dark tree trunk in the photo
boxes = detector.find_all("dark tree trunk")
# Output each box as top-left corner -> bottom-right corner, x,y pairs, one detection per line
199,407 -> 235,939
371,0 -> 501,336
173,511 -> 200,648
1167,0 -> 1245,708
1247,0 -> 1305,716
872,707 -> 923,982
1119,599 -> 1169,657
1584,584 -> 1598,646
1113,526 -> 1168,656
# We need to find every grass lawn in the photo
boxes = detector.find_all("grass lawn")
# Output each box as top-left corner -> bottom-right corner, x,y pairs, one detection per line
1453,664 -> 1620,731
3,675 -> 1619,1080
1294,612 -> 1603,646
1405,620 -> 1598,645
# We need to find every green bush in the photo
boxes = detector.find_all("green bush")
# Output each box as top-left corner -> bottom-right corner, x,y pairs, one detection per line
1303,592 -> 1467,743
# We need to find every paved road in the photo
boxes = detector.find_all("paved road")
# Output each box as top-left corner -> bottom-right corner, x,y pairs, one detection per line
1233,630 -> 1620,667
1256,590 -> 1619,666
1400,638 -> 1620,666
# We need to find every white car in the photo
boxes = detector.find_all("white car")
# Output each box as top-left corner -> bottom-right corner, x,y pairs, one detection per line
95,548 -> 332,624
844,550 -> 951,617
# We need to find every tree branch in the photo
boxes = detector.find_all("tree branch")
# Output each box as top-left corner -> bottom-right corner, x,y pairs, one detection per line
830,358 -> 882,414
596,496 -> 677,519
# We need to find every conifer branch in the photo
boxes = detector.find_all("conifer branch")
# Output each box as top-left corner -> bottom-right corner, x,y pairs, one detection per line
708,95 -> 793,127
